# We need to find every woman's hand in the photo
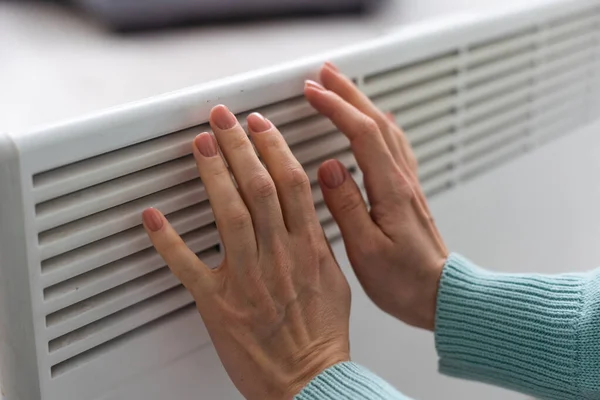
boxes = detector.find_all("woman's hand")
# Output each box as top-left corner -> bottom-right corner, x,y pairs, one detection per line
304,63 -> 449,331
142,105 -> 351,400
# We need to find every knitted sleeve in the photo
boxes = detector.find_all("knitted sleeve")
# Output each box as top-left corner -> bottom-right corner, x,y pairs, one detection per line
436,253 -> 600,399
295,362 -> 411,400
297,253 -> 600,399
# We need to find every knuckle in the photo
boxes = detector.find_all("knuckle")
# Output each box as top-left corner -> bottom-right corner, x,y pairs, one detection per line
161,238 -> 187,256
248,173 -> 277,200
210,165 -> 231,179
262,131 -> 283,149
357,115 -> 379,137
229,134 -> 250,151
399,180 -> 416,202
374,114 -> 390,130
326,97 -> 344,120
329,106 -> 342,122
388,169 -> 416,202
283,164 -> 310,191
336,193 -> 363,215
227,207 -> 252,230
305,228 -> 324,249
159,240 -> 193,267
310,231 -> 333,257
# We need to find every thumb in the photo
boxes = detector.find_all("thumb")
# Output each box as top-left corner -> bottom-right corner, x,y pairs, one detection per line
318,160 -> 377,247
142,207 -> 211,298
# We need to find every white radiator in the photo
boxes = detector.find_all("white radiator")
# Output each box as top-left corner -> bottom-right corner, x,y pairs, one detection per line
1,0 -> 599,399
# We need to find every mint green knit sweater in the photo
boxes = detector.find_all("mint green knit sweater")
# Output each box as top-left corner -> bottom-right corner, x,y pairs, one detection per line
297,253 -> 600,399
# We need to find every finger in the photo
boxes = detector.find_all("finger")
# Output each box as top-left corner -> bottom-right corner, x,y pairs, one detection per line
142,207 -> 210,297
383,115 -> 443,252
247,112 -> 319,234
384,112 -> 407,165
304,81 -> 407,202
318,159 -> 379,247
321,63 -> 404,164
386,112 -> 418,175
385,112 -> 407,167
209,105 -> 287,243
192,132 -> 257,259
384,112 -> 436,215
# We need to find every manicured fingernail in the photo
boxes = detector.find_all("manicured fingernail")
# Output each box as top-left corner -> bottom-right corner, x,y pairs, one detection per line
194,132 -> 218,157
305,80 -> 325,91
319,159 -> 347,189
211,105 -> 237,130
247,112 -> 271,133
324,61 -> 339,72
143,208 -> 164,232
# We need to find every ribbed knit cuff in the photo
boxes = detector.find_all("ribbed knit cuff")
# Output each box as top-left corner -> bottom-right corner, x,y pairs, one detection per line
295,362 -> 411,400
435,253 -> 587,400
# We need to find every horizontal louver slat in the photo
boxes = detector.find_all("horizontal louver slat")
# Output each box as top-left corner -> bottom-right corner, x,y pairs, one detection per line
467,30 -> 536,66
48,285 -> 194,368
41,204 -> 215,287
363,52 -> 459,96
32,126 -> 205,204
42,230 -> 221,315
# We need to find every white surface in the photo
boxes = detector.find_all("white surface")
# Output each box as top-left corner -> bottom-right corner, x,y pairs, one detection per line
0,0 -> 554,134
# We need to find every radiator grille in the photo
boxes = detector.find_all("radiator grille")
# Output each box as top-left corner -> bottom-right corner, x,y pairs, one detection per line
30,3 -> 600,382
35,95 -> 357,378
363,8 -> 600,188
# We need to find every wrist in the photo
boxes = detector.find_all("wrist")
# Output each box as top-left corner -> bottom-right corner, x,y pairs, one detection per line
286,346 -> 350,399
420,256 -> 446,331
390,255 -> 446,331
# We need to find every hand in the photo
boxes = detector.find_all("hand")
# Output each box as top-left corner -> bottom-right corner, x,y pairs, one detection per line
304,63 -> 449,331
142,105 -> 351,400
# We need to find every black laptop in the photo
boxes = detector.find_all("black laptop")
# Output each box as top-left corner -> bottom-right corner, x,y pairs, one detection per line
74,0 -> 382,31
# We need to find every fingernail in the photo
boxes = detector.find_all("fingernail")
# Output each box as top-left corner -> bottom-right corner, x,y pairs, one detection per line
247,112 -> 271,133
194,132 -> 218,157
143,208 -> 164,232
324,61 -> 339,72
319,159 -> 347,189
305,80 -> 325,91
211,105 -> 237,130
